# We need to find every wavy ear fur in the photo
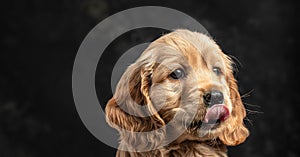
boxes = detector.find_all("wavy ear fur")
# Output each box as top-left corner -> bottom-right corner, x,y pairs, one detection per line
219,72 -> 249,145
105,61 -> 166,151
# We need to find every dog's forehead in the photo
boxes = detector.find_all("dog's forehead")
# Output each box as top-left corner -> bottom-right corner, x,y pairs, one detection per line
155,30 -> 224,70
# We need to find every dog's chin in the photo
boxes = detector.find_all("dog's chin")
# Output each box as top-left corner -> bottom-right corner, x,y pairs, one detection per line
189,120 -> 221,132
187,118 -> 227,139
195,123 -> 223,141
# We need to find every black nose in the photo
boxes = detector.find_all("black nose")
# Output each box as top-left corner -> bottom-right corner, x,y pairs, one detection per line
203,90 -> 224,106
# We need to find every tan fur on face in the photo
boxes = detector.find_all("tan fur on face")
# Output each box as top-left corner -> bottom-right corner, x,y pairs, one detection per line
105,29 -> 249,157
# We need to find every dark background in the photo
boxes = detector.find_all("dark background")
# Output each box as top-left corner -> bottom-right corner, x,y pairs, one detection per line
1,0 -> 299,157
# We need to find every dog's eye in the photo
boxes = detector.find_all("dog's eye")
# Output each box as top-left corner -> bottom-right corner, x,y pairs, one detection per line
170,68 -> 185,79
213,67 -> 221,75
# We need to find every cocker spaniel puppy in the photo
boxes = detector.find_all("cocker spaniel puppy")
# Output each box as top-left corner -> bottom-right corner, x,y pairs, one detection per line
105,29 -> 249,157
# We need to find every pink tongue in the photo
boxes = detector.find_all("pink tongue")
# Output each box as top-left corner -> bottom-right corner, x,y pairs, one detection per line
204,104 -> 229,123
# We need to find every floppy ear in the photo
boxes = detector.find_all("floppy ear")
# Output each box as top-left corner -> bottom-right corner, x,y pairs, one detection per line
105,61 -> 166,151
219,72 -> 249,146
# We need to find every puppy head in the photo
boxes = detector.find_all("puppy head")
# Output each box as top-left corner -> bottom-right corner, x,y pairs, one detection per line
105,29 -> 249,149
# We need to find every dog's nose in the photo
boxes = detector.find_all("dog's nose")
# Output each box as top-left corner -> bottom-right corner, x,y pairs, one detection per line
203,90 -> 224,106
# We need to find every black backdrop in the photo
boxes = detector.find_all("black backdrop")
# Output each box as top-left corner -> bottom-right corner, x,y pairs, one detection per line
1,0 -> 299,157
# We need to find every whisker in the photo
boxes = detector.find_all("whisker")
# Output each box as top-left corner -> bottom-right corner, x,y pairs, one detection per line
245,109 -> 263,114
241,89 -> 255,98
244,117 -> 253,126
243,102 -> 261,108
230,96 -> 245,103
230,97 -> 260,109
230,95 -> 262,117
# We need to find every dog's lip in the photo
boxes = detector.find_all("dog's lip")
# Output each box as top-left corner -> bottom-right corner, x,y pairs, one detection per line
204,104 -> 229,124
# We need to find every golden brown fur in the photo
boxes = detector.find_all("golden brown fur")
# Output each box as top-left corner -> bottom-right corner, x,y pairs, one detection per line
105,29 -> 249,156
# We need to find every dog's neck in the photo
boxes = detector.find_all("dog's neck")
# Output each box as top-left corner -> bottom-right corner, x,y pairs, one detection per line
116,132 -> 228,157
117,139 -> 227,157
163,140 -> 227,157
162,133 -> 228,157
